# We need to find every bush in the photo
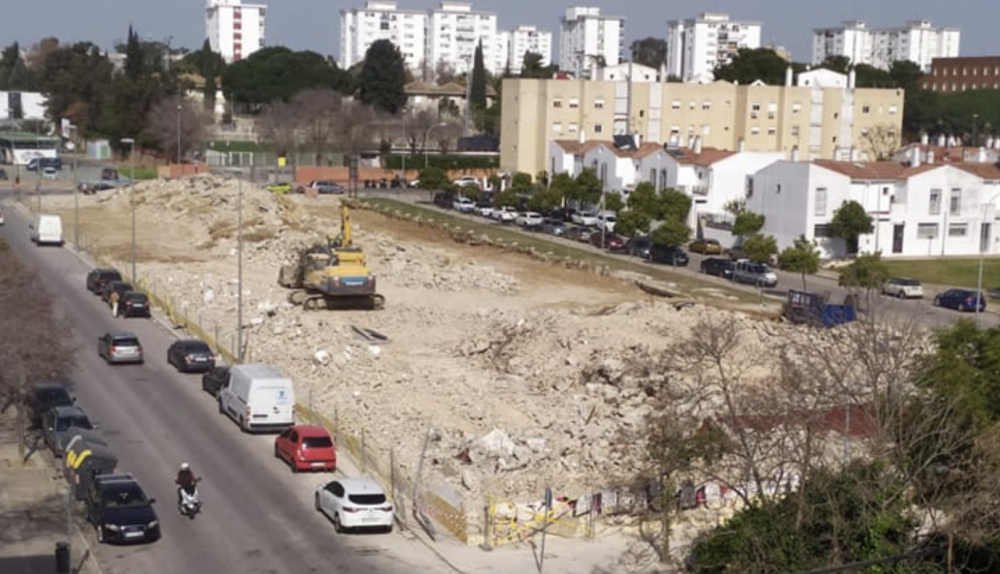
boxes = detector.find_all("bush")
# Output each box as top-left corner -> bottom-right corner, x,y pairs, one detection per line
384,154 -> 498,170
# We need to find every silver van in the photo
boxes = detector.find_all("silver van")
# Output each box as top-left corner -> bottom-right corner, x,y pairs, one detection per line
217,364 -> 296,433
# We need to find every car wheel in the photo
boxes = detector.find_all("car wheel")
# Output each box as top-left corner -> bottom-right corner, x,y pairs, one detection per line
315,493 -> 322,513
333,513 -> 344,533
897,291 -> 905,299
217,398 -> 224,414
933,296 -> 941,307
273,445 -> 280,459
96,524 -> 105,544
291,461 -> 299,474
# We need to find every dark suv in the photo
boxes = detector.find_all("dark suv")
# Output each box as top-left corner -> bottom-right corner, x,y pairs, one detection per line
87,268 -> 123,294
27,157 -> 62,171
42,405 -> 95,457
202,366 -> 231,397
120,291 -> 151,318
101,280 -> 134,303
648,244 -> 690,266
86,473 -> 160,544
25,382 -> 75,429
167,339 -> 216,373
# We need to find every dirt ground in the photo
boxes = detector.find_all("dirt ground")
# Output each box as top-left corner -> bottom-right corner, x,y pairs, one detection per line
36,175 -> 791,512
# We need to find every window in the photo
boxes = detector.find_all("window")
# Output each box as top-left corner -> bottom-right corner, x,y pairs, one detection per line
751,126 -> 760,135
568,99 -> 580,109
767,127 -> 777,135
594,99 -> 604,109
917,223 -> 939,239
702,101 -> 712,110
551,123 -> 562,134
594,124 -> 603,133
862,105 -> 871,114
950,188 -> 962,216
888,105 -> 898,114
949,223 -> 968,237
814,187 -> 827,216
568,122 -> 578,132
791,125 -> 800,136
814,224 -> 833,237
792,102 -> 802,113
649,169 -> 657,188
671,100 -> 681,110
702,125 -> 711,136
553,100 -> 562,108
929,189 -> 941,215
659,169 -> 667,190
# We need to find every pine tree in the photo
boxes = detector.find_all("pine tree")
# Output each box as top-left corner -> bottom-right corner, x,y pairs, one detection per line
469,41 -> 487,131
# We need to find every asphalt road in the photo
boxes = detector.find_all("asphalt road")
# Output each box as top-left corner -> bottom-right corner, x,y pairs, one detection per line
1,193 -> 449,574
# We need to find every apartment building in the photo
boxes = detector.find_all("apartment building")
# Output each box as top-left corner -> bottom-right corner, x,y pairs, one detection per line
920,56 -> 1000,93
205,0 -> 266,63
426,2 -> 503,76
501,68 -> 905,179
558,6 -> 624,79
340,1 -> 428,72
501,25 -> 552,74
749,157 -> 1000,258
666,13 -> 762,82
812,19 -> 960,72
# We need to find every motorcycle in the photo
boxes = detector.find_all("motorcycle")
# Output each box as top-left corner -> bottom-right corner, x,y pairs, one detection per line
177,478 -> 203,519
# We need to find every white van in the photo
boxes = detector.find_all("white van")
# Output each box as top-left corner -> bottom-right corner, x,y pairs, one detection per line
218,364 -> 296,432
30,214 -> 64,246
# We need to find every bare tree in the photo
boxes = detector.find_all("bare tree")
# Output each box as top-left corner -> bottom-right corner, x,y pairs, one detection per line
861,124 -> 901,161
333,100 -> 377,156
433,121 -> 464,156
255,100 -> 302,157
292,89 -> 345,166
146,96 -> 212,162
433,59 -> 458,85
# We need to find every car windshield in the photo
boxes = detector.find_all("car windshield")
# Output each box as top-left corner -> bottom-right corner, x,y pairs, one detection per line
126,293 -> 148,301
103,488 -> 149,509
303,436 -> 333,448
39,388 -> 71,403
896,279 -> 920,286
57,416 -> 93,431
751,264 -> 771,273
348,493 -> 387,505
114,338 -> 140,347
185,342 -> 211,353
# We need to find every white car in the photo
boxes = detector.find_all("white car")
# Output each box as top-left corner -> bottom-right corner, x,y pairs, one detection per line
43,166 -> 58,180
594,212 -> 616,232
314,478 -> 394,533
453,176 -> 480,188
0,207 -> 5,226
882,277 -> 924,299
516,211 -> 544,227
571,211 -> 598,227
493,207 -> 517,223
476,204 -> 494,218
452,197 -> 476,213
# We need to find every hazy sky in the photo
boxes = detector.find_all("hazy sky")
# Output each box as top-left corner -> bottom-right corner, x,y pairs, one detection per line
3,0 -> 995,63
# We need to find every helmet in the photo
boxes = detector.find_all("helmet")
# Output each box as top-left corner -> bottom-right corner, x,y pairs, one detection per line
180,462 -> 190,471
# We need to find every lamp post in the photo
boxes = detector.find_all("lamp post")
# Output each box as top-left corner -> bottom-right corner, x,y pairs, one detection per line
176,104 -> 182,166
237,172 -> 244,361
68,124 -> 79,248
973,113 -> 979,148
424,122 -> 449,168
121,138 -> 136,282
975,191 -> 1000,324
400,111 -> 407,182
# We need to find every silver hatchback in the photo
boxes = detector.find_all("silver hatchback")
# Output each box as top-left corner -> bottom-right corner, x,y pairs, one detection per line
98,332 -> 144,364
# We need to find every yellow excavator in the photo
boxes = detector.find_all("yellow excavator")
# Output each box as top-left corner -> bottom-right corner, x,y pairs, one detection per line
278,205 -> 385,310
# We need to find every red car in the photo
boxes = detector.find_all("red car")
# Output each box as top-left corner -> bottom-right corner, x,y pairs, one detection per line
274,425 -> 337,473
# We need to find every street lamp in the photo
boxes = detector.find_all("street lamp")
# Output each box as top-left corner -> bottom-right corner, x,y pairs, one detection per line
176,104 -> 182,166
67,124 -> 80,248
121,138 -> 136,282
973,113 -> 979,148
975,191 -> 1000,324
424,122 -> 449,168
226,169 -> 245,362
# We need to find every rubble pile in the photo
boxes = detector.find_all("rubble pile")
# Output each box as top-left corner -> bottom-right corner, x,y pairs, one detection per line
44,174 -> 868,506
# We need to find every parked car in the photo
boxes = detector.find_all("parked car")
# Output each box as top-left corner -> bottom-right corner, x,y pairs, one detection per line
120,291 -> 151,318
298,180 -> 345,194
933,289 -> 987,312
274,425 -> 337,473
101,280 -> 134,303
432,191 -> 456,209
492,206 -> 517,224
688,238 -> 723,255
545,207 -> 576,222
624,236 -> 652,259
25,382 -> 75,429
453,176 -> 480,188
474,202 -> 494,218
882,277 -> 924,299
565,226 -> 593,243
571,211 -> 598,227
85,473 -> 160,544
266,182 -> 294,194
314,478 -> 394,533
79,181 -> 118,194
87,268 -> 123,294
700,257 -> 736,279
97,332 -> 144,365
590,232 -> 625,251
516,211 -> 544,228
594,212 -> 617,233
42,405 -> 95,457
540,218 -> 567,236
452,197 -> 476,213
732,259 -> 779,288
42,166 -> 58,180
201,366 -> 231,398
27,157 -> 62,172
648,244 -> 690,266
167,339 -> 216,373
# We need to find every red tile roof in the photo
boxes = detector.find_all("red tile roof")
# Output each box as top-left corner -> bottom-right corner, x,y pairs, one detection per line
813,159 -> 1000,181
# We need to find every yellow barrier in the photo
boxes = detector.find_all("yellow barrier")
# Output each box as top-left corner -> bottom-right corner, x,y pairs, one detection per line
488,496 -> 586,546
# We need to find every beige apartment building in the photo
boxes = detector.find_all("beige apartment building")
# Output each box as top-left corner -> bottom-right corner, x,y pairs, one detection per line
501,68 -> 905,178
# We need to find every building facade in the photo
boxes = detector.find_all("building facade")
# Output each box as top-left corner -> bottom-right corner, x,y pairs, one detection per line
920,56 -> 1000,93
426,2 -> 503,76
205,0 -> 266,63
502,25 -> 552,74
666,13 -> 762,82
501,69 -> 905,179
812,19 -> 960,72
340,1 -> 428,72
558,6 -> 624,79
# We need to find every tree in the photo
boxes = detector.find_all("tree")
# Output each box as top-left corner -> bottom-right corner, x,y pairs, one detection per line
660,189 -> 692,223
292,89 -> 345,165
146,96 -> 210,162
651,219 -> 691,248
527,186 -> 562,213
817,55 -> 851,74
0,42 -> 36,90
469,41 -> 488,131
741,234 -> 778,264
416,167 -> 449,191
628,182 -> 661,218
837,252 -> 891,312
861,124 -> 901,161
777,235 -> 821,290
222,47 -> 347,109
615,210 -> 651,238
713,48 -> 798,85
604,191 -> 624,213
630,37 -> 668,70
830,200 -> 874,255
358,40 -> 408,115
732,211 -> 765,240
124,25 -> 145,80
570,168 -> 602,207
37,42 -> 113,137
520,52 -> 551,79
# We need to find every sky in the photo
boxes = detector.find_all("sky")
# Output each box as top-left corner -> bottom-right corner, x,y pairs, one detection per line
2,0 -> 996,64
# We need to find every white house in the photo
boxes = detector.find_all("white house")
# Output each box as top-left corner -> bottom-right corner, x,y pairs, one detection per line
748,158 -> 1000,258
595,62 -> 658,82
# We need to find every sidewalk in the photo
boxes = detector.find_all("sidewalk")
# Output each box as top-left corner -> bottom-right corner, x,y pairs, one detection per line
0,415 -> 102,574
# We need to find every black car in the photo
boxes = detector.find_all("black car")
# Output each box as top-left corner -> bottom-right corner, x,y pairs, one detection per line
0,168 -> 7,180
120,291 -> 151,318
933,289 -> 987,312
540,218 -> 567,236
432,191 -> 456,209
25,382 -> 75,429
87,268 -> 123,294
86,474 -> 160,544
201,366 -> 231,397
624,236 -> 652,259
101,280 -> 134,303
26,157 -> 62,172
167,339 -> 217,373
648,244 -> 690,266
700,257 -> 736,279
43,406 -> 95,457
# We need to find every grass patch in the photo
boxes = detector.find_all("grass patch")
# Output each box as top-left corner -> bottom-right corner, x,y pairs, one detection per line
115,165 -> 160,181
880,258 -> 1000,291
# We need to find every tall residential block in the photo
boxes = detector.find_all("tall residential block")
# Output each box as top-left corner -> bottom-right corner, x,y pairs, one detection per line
666,13 -> 762,82
340,1 -> 428,72
558,6 -> 624,79
426,2 -> 502,76
500,70 -> 904,178
502,25 -> 552,74
812,19 -> 960,72
205,0 -> 266,63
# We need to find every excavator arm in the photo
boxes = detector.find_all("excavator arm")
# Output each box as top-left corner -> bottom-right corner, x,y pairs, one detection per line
340,205 -> 352,248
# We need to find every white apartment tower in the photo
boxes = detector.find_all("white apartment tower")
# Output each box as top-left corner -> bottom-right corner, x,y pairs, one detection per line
666,13 -> 762,82
813,20 -> 960,72
205,0 -> 266,63
340,1 -> 428,73
426,2 -> 503,76
502,25 -> 552,73
558,6 -> 624,79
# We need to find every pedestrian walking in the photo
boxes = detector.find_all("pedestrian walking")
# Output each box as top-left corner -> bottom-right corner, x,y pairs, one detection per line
110,290 -> 120,317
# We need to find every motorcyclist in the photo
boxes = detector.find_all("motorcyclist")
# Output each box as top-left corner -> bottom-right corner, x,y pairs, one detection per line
175,462 -> 197,504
